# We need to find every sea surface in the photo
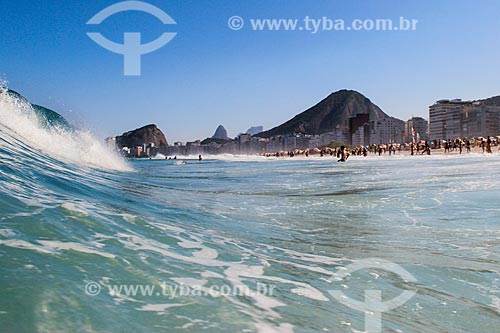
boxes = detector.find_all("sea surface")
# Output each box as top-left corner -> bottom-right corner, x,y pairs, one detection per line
1,90 -> 500,333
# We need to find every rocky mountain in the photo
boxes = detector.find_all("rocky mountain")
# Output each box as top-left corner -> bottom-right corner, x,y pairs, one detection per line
482,95 -> 500,106
246,126 -> 264,136
115,124 -> 168,148
212,125 -> 229,140
256,90 -> 389,138
201,137 -> 232,145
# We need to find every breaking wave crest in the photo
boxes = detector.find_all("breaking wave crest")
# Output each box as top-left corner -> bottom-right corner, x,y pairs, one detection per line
0,87 -> 130,172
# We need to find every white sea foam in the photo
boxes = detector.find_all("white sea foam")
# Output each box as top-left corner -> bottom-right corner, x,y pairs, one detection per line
0,229 -> 17,238
0,238 -> 115,258
0,239 -> 53,254
137,303 -> 186,314
0,87 -> 131,171
490,295 -> 500,314
60,202 -> 90,216
37,240 -> 115,259
114,230 -> 351,332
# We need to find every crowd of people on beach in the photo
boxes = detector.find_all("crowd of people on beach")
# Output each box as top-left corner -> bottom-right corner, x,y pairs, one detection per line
441,137 -> 496,154
261,136 -> 499,161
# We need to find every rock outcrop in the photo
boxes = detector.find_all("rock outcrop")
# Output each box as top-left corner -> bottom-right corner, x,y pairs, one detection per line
115,124 -> 168,148
246,126 -> 264,136
212,125 -> 229,140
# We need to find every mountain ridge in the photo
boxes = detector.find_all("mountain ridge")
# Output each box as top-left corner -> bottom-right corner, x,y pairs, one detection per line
256,90 -> 389,138
482,95 -> 500,106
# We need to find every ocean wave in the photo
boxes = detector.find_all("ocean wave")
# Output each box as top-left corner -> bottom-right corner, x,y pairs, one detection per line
0,87 -> 130,172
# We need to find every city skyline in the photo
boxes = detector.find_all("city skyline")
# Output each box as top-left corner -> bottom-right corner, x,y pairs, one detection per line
2,0 -> 500,142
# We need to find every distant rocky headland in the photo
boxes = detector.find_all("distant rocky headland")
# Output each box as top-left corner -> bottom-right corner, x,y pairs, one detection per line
106,124 -> 168,157
114,124 -> 168,149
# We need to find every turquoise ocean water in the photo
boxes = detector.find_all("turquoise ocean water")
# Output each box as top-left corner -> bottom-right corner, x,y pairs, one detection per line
1,89 -> 500,332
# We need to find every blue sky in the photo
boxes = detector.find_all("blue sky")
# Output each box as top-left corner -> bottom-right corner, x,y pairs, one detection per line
1,0 -> 500,142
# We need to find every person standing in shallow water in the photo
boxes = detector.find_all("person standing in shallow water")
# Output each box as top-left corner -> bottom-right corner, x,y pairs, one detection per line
421,142 -> 431,155
337,146 -> 349,162
486,137 -> 492,154
199,155 -> 203,161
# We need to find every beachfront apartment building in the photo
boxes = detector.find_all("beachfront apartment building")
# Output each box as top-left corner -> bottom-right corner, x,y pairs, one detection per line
429,99 -> 500,140
404,117 -> 429,142
429,99 -> 465,140
347,114 -> 405,146
349,113 -> 370,147
368,117 -> 405,144
351,126 -> 368,147
462,103 -> 500,138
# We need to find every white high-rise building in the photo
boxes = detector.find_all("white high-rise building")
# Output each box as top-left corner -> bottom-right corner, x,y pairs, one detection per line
369,117 -> 405,144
